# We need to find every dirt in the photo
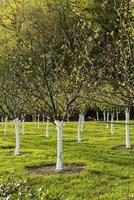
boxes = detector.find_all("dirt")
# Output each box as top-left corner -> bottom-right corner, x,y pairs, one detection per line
27,163 -> 86,176
112,145 -> 134,150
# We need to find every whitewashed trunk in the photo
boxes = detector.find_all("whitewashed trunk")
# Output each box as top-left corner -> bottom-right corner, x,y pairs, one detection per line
67,118 -> 69,123
116,112 -> 119,122
22,118 -> 25,135
46,119 -> 49,138
78,114 -> 81,143
103,112 -> 106,121
37,115 -> 40,128
97,111 -> 99,121
81,114 -> 84,132
4,117 -> 7,135
125,108 -> 130,148
106,112 -> 109,129
43,115 -> 45,122
1,116 -> 4,126
34,115 -> 37,124
55,120 -> 63,171
111,114 -> 114,135
14,118 -> 20,155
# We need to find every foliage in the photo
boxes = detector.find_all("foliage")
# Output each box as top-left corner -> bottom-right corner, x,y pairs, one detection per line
0,172 -> 63,200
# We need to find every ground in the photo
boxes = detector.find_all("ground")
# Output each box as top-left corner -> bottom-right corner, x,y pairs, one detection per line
0,121 -> 134,199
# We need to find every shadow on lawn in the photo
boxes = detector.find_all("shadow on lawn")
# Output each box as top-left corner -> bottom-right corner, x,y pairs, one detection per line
0,145 -> 14,149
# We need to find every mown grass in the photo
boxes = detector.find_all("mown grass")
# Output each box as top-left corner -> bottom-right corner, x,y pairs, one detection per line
0,120 -> 134,199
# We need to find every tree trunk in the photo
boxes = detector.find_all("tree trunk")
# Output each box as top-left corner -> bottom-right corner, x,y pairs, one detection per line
116,111 -> 119,122
14,118 -> 20,155
125,108 -> 130,149
111,113 -> 114,135
78,114 -> 81,143
106,112 -> 109,129
43,115 -> 45,122
97,111 -> 99,121
46,119 -> 49,138
55,120 -> 63,171
1,116 -> 4,126
80,114 -> 84,132
37,115 -> 40,128
34,115 -> 37,124
103,112 -> 106,121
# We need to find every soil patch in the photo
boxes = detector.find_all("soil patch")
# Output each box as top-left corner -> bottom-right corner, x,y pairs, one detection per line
112,145 -> 134,150
0,145 -> 14,149
27,163 -> 86,176
4,151 -> 32,156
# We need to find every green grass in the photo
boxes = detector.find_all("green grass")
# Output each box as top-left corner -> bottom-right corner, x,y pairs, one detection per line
0,121 -> 134,199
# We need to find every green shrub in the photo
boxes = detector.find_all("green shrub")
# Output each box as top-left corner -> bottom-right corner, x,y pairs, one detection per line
0,173 -> 63,200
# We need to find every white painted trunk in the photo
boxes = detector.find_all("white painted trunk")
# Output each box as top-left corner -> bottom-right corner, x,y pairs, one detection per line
67,118 -> 69,123
43,115 -> 45,122
103,112 -> 106,121
125,108 -> 130,148
34,115 -> 37,124
78,114 -> 81,143
1,116 -> 4,126
106,112 -> 109,129
4,117 -> 7,135
22,118 -> 25,135
116,112 -> 119,122
111,114 -> 114,135
14,118 -> 20,155
97,112 -> 99,121
81,114 -> 84,132
46,119 -> 49,138
55,120 -> 63,171
37,115 -> 40,128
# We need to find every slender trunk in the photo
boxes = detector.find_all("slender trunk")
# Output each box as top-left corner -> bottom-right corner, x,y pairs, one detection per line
125,108 -> 130,148
116,112 -> 119,122
111,113 -> 114,135
97,111 -> 99,121
43,115 -> 45,122
1,116 -> 4,126
4,117 -> 7,135
46,119 -> 49,138
67,118 -> 69,123
55,120 -> 63,171
14,118 -> 20,155
34,115 -> 37,124
22,118 -> 25,135
81,114 -> 84,132
78,114 -> 81,143
37,115 -> 40,128
106,112 -> 109,129
103,112 -> 106,121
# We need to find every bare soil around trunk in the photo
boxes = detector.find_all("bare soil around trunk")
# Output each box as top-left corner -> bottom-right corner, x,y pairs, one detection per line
26,163 -> 86,176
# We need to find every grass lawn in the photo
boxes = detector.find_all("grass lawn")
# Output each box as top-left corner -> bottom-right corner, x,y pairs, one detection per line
0,121 -> 134,199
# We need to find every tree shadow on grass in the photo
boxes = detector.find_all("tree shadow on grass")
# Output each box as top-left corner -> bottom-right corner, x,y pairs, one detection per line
112,145 -> 134,150
0,145 -> 14,149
